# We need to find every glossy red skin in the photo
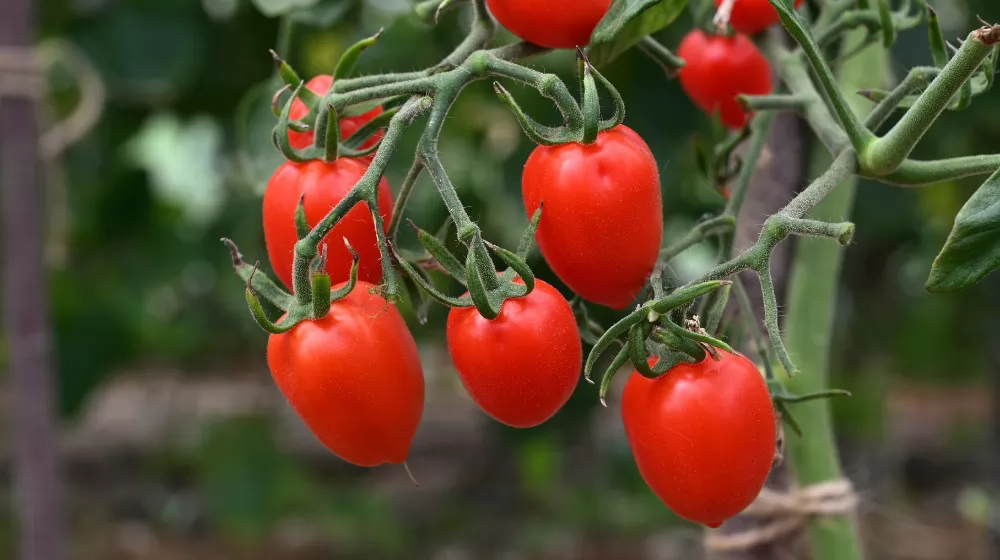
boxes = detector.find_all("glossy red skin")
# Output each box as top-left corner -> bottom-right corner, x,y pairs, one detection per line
677,30 -> 773,130
715,0 -> 804,35
287,75 -> 384,152
522,125 -> 663,310
486,0 -> 612,49
622,351 -> 777,528
263,158 -> 393,290
267,282 -> 425,467
446,279 -> 583,428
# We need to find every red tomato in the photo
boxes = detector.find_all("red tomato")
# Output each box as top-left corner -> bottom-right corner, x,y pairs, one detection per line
522,125 -> 663,310
622,351 -> 777,527
263,158 -> 393,290
446,279 -> 583,428
486,0 -> 612,50
677,30 -> 773,130
715,0 -> 804,36
267,282 -> 424,467
287,74 -> 384,152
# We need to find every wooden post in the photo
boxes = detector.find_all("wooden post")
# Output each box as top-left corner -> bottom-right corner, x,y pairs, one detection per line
1,0 -> 63,558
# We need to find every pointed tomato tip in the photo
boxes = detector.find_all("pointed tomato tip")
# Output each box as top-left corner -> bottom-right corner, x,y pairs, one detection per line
706,521 -> 723,529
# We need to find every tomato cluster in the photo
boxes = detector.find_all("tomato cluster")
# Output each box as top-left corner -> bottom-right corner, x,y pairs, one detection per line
257,49 -> 777,527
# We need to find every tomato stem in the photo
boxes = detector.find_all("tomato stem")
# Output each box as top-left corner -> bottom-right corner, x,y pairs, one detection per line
767,0 -> 876,154
861,25 -> 1000,175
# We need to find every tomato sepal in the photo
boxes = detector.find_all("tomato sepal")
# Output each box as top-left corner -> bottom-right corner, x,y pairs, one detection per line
270,49 -> 322,110
410,219 -> 467,282
390,241 -> 474,308
578,49 -> 601,144
628,323 -> 657,378
493,82 -> 580,146
597,343 -> 629,405
328,238 -> 361,303
334,28 -> 384,82
584,280 -> 730,381
272,82 -> 318,163
465,237 -> 505,320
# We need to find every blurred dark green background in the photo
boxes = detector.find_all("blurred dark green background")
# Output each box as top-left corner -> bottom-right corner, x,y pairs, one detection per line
3,0 -> 1000,557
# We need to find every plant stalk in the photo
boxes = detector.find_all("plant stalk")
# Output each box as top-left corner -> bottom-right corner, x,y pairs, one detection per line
780,30 -> 882,560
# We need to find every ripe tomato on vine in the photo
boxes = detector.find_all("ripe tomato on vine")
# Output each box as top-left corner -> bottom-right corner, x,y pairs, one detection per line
622,351 -> 777,527
266,282 -> 425,467
485,0 -> 612,49
522,125 -> 663,310
447,279 -> 583,428
715,0 -> 805,36
263,158 -> 393,290
677,30 -> 773,129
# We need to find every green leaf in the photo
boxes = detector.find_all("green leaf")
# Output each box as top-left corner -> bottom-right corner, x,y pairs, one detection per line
588,0 -> 688,67
927,166 -> 1000,292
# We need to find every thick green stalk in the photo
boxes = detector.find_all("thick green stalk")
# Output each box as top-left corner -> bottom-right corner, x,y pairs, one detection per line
780,31 -> 879,560
862,25 -> 1000,175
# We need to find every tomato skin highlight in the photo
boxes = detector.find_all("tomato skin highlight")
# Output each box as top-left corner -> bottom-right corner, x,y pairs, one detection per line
622,351 -> 777,527
486,0 -> 612,50
446,279 -> 583,428
287,74 -> 384,151
522,125 -> 663,310
677,30 -> 773,130
714,0 -> 804,36
266,282 -> 425,467
263,158 -> 393,290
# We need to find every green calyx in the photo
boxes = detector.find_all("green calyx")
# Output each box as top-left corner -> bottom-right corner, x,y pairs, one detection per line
223,235 -> 361,336
493,48 -> 625,147
585,280 -> 734,405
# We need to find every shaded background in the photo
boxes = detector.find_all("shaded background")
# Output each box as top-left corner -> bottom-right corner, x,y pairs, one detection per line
3,0 -> 1000,557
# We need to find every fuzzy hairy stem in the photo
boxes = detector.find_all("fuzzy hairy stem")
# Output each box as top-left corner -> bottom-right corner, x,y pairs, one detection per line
862,25 -> 1000,175
768,0 -> 875,153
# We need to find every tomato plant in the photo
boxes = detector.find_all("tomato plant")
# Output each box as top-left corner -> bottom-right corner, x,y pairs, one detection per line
486,0 -> 611,50
622,351 -> 776,528
715,0 -> 805,36
287,74 -> 384,151
677,29 -> 773,129
219,1 -> 1000,556
266,281 -> 425,467
447,279 -> 583,428
522,125 -> 662,310
263,158 -> 393,290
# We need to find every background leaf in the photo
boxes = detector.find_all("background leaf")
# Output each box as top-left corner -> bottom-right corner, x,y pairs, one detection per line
926,166 -> 1000,292
250,0 -> 321,18
588,0 -> 688,67
289,0 -> 355,27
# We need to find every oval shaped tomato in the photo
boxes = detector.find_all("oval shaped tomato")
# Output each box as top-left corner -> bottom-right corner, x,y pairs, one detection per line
486,0 -> 612,50
677,30 -> 773,130
715,0 -> 804,36
263,158 -> 393,290
447,279 -> 583,428
522,125 -> 663,310
267,281 -> 425,467
622,351 -> 777,527
287,74 -> 384,152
